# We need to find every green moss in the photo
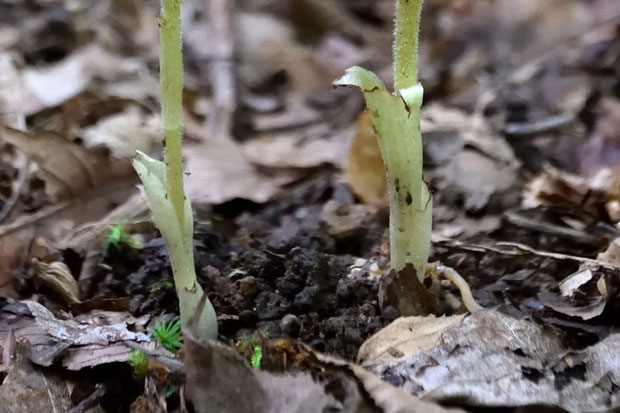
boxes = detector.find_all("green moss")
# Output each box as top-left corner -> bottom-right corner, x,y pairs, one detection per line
152,317 -> 183,353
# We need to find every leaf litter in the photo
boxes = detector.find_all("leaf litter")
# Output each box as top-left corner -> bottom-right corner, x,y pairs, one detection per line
0,0 -> 619,411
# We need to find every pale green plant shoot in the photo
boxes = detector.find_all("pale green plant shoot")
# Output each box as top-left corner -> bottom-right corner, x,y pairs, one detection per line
334,0 -> 431,280
132,0 -> 217,340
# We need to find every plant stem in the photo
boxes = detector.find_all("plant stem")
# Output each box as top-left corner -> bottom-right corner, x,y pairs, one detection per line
393,0 -> 423,91
160,0 -> 185,228
391,0 -> 431,278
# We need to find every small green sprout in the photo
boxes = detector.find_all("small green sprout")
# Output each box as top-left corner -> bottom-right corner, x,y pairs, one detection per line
132,0 -> 217,341
128,350 -> 149,375
235,332 -> 266,370
164,385 -> 179,399
104,224 -> 137,252
151,280 -> 174,292
334,0 -> 431,280
250,339 -> 262,370
152,317 -> 183,353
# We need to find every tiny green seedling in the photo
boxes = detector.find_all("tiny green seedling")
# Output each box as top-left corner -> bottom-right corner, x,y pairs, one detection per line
334,0 -> 431,280
128,350 -> 149,375
132,0 -> 217,341
152,317 -> 183,353
164,385 -> 180,399
235,333 -> 266,370
250,339 -> 263,370
151,280 -> 174,292
104,224 -> 137,252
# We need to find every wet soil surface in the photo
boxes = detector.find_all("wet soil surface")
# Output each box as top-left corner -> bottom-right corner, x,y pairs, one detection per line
90,167 -> 616,360
95,171 -> 388,359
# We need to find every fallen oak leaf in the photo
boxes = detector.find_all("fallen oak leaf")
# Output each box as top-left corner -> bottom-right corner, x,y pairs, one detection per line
184,140 -> 286,205
0,126 -> 133,201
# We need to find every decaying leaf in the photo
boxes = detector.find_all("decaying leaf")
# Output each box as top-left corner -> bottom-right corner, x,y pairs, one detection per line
523,165 -> 620,223
362,309 -> 620,412
559,266 -> 593,297
241,131 -> 349,169
20,45 -> 141,116
0,343 -> 72,413
32,258 -> 81,305
357,314 -> 466,365
421,104 -> 518,167
80,105 -> 161,159
0,126 -> 133,201
0,301 -> 150,370
184,140 -> 284,205
579,97 -> 620,176
183,328 -> 465,413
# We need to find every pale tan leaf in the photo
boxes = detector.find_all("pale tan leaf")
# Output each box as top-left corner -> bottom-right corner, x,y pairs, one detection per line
0,126 -> 133,201
184,139 -> 283,205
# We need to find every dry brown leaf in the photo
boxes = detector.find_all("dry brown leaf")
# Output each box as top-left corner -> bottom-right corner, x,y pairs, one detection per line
0,185 -> 136,297
523,165 -> 619,223
63,343 -> 148,371
362,310 -> 620,411
241,132 -> 349,169
438,150 -> 517,212
538,289 -> 607,320
236,13 -> 327,95
0,126 -> 133,201
346,112 -> 388,207
559,267 -> 593,297
0,301 -> 151,370
320,200 -> 379,240
20,45 -> 141,116
357,314 -> 466,365
32,258 -> 81,305
26,301 -> 149,346
80,105 -> 161,158
421,104 -> 518,167
184,140 -> 283,205
183,327 -> 465,413
0,344 -> 72,413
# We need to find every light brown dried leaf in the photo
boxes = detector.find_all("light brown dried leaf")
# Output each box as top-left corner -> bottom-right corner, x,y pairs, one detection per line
0,344 -> 72,413
184,140 -> 283,205
346,112 -> 388,207
0,127 -> 133,201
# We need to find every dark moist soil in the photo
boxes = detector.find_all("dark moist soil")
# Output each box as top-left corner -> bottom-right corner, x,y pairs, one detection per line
96,171 -> 389,359
92,165 -> 618,361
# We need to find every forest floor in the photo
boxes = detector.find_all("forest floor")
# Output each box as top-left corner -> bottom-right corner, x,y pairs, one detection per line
0,0 -> 619,412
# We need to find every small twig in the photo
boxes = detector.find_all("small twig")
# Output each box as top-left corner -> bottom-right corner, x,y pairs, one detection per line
504,114 -> 574,138
0,202 -> 69,238
432,236 -> 620,272
503,211 -> 600,246
69,384 -> 107,413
